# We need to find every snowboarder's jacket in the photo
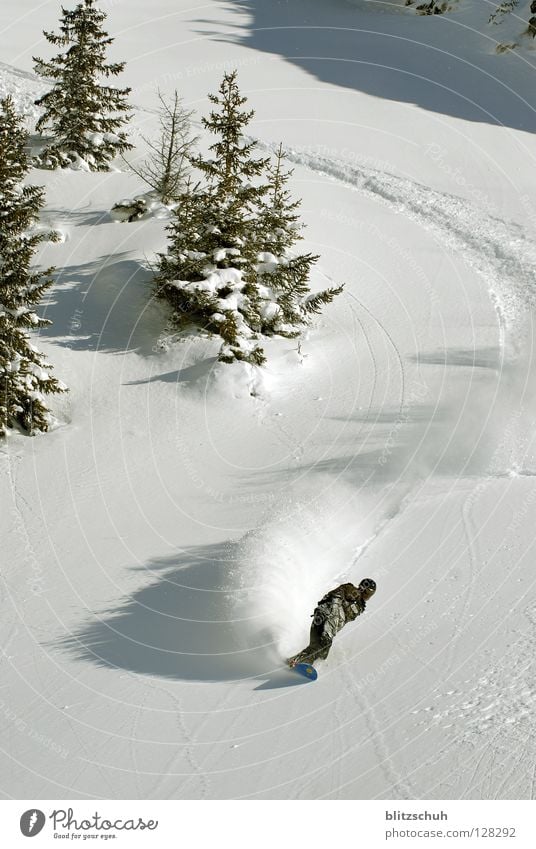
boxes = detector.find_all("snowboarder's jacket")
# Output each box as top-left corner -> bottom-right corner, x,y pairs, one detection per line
312,582 -> 366,642
287,580 -> 374,668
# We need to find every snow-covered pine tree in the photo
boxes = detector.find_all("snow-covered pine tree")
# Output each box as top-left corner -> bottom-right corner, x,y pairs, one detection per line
33,0 -> 132,171
0,96 -> 66,436
156,72 -> 342,365
156,70 -> 272,365
257,143 -> 343,337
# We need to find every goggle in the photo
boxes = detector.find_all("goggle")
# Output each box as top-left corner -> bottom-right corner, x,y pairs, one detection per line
360,579 -> 376,591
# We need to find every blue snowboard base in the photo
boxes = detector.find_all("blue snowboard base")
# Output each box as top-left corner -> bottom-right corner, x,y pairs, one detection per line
289,662 -> 318,681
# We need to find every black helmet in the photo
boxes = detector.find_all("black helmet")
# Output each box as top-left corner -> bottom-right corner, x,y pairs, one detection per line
359,578 -> 376,595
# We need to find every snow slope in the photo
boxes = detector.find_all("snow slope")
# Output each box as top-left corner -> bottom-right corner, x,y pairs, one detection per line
2,0 -> 536,799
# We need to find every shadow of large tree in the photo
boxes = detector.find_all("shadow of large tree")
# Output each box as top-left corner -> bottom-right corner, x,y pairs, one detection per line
200,0 -> 536,133
40,253 -> 166,355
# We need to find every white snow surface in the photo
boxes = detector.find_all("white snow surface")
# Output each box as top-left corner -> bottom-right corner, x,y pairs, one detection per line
2,0 -> 536,800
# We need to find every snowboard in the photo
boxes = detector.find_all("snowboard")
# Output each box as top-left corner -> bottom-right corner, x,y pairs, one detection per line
288,662 -> 318,681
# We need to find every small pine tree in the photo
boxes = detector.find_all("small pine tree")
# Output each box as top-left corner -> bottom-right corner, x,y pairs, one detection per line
126,90 -> 198,205
33,0 -> 132,171
257,143 -> 342,336
0,96 -> 66,436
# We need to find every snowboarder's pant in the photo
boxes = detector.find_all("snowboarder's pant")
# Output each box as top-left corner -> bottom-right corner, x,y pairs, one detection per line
289,620 -> 333,666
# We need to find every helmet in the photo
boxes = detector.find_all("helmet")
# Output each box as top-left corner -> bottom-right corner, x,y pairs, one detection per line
359,578 -> 376,596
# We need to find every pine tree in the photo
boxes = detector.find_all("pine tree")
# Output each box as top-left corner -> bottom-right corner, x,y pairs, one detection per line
155,70 -> 271,365
33,0 -> 132,171
155,72 -> 342,366
257,143 -> 342,337
0,96 -> 66,436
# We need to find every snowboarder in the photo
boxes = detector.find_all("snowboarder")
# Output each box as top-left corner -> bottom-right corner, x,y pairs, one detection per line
287,578 -> 376,667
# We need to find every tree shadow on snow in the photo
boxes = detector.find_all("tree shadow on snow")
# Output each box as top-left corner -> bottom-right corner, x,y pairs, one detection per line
124,357 -> 219,387
46,207 -> 114,227
198,0 -> 536,133
59,541 -> 289,683
409,346 -> 502,369
250,392 -> 502,486
39,254 -> 166,355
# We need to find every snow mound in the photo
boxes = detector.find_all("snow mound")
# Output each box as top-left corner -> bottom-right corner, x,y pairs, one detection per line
110,191 -> 175,222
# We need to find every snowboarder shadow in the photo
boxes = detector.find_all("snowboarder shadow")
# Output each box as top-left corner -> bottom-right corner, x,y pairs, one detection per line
253,671 -> 311,690
59,541 -> 279,682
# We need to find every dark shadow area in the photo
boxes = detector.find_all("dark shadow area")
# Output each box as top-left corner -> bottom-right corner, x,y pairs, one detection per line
27,133 -> 48,159
245,437 -> 420,489
60,542 -> 281,682
409,346 -> 502,369
244,402 -> 445,487
329,404 -> 441,424
263,444 -> 423,488
199,0 -> 536,133
40,254 -> 166,355
125,357 -> 218,386
294,447 -> 406,485
46,208 -> 114,227
249,382 -> 506,484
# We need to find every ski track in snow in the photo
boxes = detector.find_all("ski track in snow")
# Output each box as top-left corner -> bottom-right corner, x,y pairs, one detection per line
443,492 -> 481,679
348,290 -> 407,413
258,140 -> 536,348
412,609 -> 536,799
143,682 -> 211,800
341,663 -> 413,799
1,449 -> 46,601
